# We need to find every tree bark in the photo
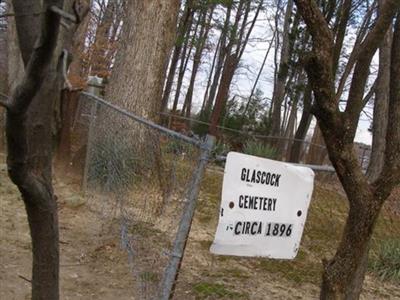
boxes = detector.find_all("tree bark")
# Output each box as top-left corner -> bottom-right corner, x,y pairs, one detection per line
292,1 -> 400,299
270,0 -> 294,137
182,5 -> 214,118
367,0 -> 392,181
4,1 -> 67,299
282,73 -> 304,160
209,54 -> 238,135
200,33 -> 221,113
161,0 -> 194,114
172,12 -> 199,113
288,82 -> 313,163
106,0 -> 179,120
0,2 -> 8,151
202,3 -> 232,117
306,124 -> 327,165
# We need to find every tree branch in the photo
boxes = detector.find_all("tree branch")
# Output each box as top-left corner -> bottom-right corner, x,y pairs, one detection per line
334,0 -> 376,101
294,0 -> 333,48
50,5 -> 77,23
362,79 -> 376,107
294,0 -> 336,120
332,0 -> 352,74
343,0 -> 400,142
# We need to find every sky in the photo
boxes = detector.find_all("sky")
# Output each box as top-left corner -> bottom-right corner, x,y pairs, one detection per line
173,3 -> 375,146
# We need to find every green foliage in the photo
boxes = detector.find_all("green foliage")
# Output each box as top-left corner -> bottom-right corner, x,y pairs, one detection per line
212,141 -> 231,157
222,89 -> 269,130
192,89 -> 272,140
242,140 -> 277,159
369,239 -> 400,282
192,110 -> 212,137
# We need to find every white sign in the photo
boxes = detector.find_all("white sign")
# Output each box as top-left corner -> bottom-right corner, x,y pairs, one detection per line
210,152 -> 315,259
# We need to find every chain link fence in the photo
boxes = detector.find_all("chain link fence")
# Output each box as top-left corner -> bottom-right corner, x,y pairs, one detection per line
159,112 -> 372,171
59,92 -> 399,299
72,92 -> 214,299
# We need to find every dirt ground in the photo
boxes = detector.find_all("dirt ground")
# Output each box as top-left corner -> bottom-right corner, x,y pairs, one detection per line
0,160 -> 136,299
1,154 -> 399,299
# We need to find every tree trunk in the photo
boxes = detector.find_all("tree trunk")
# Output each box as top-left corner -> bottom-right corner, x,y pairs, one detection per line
209,0 -> 259,134
5,1 -> 71,298
270,0 -> 294,137
282,75 -> 303,160
200,33 -> 221,113
367,1 -> 392,181
292,1 -> 400,299
55,90 -> 80,170
241,29 -> 275,119
107,0 -> 179,119
306,124 -> 327,165
202,3 -> 232,117
320,193 -> 381,299
288,82 -> 313,163
172,13 -> 199,113
182,6 -> 214,118
161,0 -> 194,114
209,54 -> 238,135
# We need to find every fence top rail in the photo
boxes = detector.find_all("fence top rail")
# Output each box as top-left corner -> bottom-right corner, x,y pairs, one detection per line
81,92 -> 207,150
215,155 -> 336,172
159,112 -> 327,149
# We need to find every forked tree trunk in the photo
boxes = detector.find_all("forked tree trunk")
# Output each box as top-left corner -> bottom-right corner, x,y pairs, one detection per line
293,1 -> 400,299
5,1 -> 66,299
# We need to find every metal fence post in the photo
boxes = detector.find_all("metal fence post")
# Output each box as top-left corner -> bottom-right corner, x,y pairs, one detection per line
82,100 -> 99,191
159,134 -> 215,300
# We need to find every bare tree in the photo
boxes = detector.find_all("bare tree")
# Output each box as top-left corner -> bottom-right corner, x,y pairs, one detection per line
1,1 -> 88,299
209,0 -> 264,135
181,3 -> 215,118
202,2 -> 233,117
161,0 -> 195,114
270,0 -> 294,137
293,0 -> 400,299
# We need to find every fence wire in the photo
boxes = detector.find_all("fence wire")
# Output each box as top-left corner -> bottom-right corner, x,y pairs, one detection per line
78,94 -> 211,299
61,93 -> 399,299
